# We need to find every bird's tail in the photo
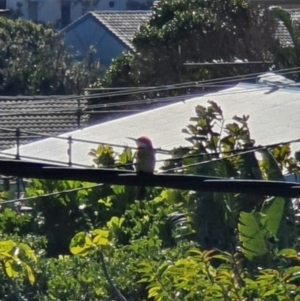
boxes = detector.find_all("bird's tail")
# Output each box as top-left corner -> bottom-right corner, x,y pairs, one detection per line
136,186 -> 146,200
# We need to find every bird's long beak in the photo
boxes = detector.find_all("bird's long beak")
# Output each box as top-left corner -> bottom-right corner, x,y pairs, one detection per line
126,137 -> 137,142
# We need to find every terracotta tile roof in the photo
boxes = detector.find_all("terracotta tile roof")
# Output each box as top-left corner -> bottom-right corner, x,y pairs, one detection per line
63,11 -> 151,50
0,96 -> 88,151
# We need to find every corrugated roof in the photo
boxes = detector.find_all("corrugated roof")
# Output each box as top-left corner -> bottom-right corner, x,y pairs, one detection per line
3,81 -> 300,169
0,97 -> 89,151
62,11 -> 151,50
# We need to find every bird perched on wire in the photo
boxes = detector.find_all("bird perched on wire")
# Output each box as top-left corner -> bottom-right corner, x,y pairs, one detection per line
127,136 -> 156,200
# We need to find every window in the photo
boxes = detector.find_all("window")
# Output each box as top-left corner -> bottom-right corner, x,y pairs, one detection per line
28,1 -> 38,22
0,0 -> 6,10
61,1 -> 71,27
109,1 -> 115,8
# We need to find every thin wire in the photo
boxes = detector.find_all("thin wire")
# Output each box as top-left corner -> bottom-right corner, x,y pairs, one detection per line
184,61 -> 274,66
77,68 -> 300,100
0,127 -> 171,154
2,118 -> 300,169
0,183 -> 104,205
158,147 -> 267,173
84,86 -> 268,110
1,68 -> 300,116
0,66 -> 295,110
156,137 -> 300,164
0,85 -> 271,117
0,151 -> 89,168
159,136 -> 300,173
63,66 -> 300,101
0,68 -> 300,116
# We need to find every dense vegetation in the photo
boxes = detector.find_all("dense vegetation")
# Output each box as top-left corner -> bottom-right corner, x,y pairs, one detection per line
2,1 -> 300,300
0,17 -> 99,95
99,0 -> 278,90
1,101 -> 300,300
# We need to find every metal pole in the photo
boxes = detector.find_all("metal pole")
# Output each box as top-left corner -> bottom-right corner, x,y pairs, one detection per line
77,99 -> 81,128
68,136 -> 73,167
15,128 -> 20,198
15,128 -> 20,160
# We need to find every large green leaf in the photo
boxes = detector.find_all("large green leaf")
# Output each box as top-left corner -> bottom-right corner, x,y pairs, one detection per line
262,197 -> 285,237
259,149 -> 284,181
238,212 -> 268,261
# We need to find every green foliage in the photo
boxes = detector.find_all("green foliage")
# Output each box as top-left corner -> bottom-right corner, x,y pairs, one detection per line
99,52 -> 136,88
0,240 -> 36,284
96,0 -> 278,94
126,0 -> 153,10
5,101 -> 300,300
136,247 -> 300,301
0,17 -> 99,95
25,179 -> 106,255
0,208 -> 33,235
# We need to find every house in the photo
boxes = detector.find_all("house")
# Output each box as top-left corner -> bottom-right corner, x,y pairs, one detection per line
2,72 -> 300,175
62,10 -> 151,67
0,95 -> 88,152
249,0 -> 300,9
2,0 -> 153,27
275,9 -> 300,46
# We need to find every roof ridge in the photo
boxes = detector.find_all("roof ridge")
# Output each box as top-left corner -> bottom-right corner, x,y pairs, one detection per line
91,10 -> 151,50
92,10 -> 151,13
62,10 -> 151,50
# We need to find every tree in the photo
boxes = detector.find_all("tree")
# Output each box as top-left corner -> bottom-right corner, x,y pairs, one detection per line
99,0 -> 278,90
126,0 -> 154,10
0,17 -> 99,95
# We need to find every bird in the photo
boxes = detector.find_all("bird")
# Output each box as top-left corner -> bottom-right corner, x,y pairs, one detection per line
127,136 -> 156,200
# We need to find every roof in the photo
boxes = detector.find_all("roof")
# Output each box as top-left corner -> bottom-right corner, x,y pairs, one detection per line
0,96 -> 88,151
62,11 -> 151,50
276,9 -> 300,46
249,0 -> 300,8
2,75 -> 300,169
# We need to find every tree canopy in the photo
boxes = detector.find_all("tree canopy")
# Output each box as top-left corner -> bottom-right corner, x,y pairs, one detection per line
100,0 -> 278,89
0,17 -> 99,95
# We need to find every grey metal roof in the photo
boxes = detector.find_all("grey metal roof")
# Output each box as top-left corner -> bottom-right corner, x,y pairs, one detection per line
3,79 -> 300,170
62,11 -> 151,50
276,9 -> 300,46
0,96 -> 88,151
249,0 -> 300,6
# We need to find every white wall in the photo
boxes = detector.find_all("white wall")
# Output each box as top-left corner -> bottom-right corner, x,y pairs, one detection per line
6,0 -> 152,25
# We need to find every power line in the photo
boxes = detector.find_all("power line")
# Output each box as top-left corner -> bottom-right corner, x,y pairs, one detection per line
67,66 -> 300,101
159,136 -> 300,173
0,127 -> 171,154
157,136 -> 300,165
2,66 -> 298,109
2,123 -> 300,171
0,67 -> 300,116
0,183 -> 104,205
0,77 -> 298,117
184,61 -> 274,66
0,151 -> 89,168
1,159 -> 300,198
159,146 -> 266,173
